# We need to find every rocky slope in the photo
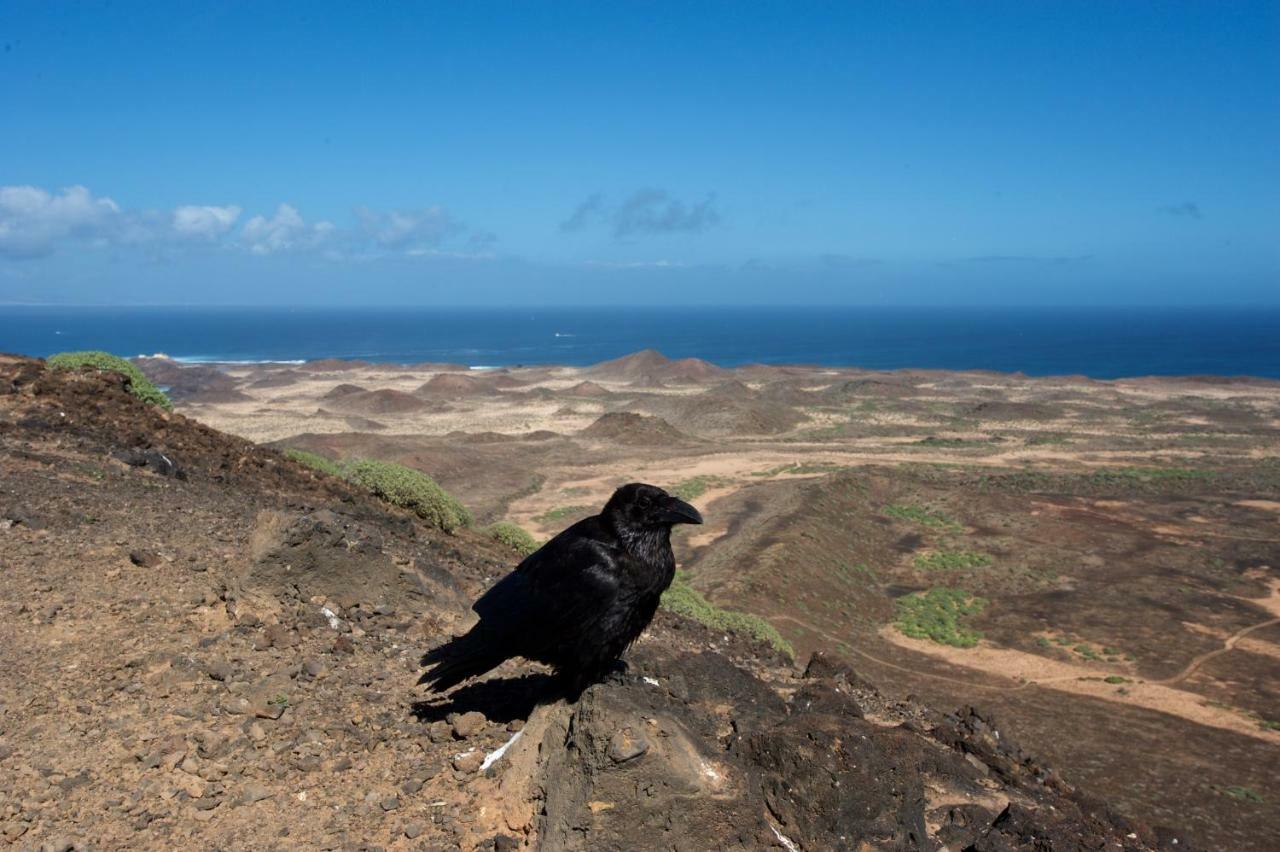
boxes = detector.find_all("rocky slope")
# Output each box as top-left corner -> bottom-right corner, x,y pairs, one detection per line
0,355 -> 1194,851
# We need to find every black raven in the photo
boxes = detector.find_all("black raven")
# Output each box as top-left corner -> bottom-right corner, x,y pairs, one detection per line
419,483 -> 703,698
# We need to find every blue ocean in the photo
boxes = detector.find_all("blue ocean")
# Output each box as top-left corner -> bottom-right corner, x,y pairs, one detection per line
1,306 -> 1277,380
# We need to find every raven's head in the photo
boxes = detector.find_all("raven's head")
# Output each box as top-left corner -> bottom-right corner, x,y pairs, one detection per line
605,482 -> 703,531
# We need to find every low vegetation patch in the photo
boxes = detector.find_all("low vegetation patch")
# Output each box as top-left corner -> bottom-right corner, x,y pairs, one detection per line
48,350 -> 173,410
486,521 -> 540,557
533,505 -> 591,525
1217,785 -> 1264,804
914,549 -> 992,571
669,475 -> 727,502
894,587 -> 987,647
752,461 -> 847,477
883,503 -> 960,530
284,448 -> 345,478
344,459 -> 472,533
661,572 -> 793,658
835,561 -> 879,585
1089,466 -> 1213,484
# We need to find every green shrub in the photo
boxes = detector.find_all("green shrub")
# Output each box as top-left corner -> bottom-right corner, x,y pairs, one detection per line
670,475 -> 726,502
343,459 -> 472,533
1219,785 -> 1264,803
883,503 -> 960,530
283,448 -> 344,478
47,351 -> 173,410
533,505 -> 591,525
661,572 -> 793,658
894,587 -> 987,647
1104,675 -> 1128,684
487,521 -> 540,557
914,549 -> 992,571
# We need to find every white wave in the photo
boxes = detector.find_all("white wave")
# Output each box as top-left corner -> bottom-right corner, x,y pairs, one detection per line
170,356 -> 307,365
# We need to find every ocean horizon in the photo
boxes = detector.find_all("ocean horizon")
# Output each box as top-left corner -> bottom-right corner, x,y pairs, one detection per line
2,305 -> 1278,380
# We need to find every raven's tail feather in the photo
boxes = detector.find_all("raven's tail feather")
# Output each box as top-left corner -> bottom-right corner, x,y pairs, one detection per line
417,636 -> 506,693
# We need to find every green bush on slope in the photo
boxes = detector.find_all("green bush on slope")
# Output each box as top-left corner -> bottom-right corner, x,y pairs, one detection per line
343,459 -> 473,533
661,572 -> 794,658
47,351 -> 173,411
895,587 -> 987,647
280,450 -> 473,535
283,448 -> 346,478
487,521 -> 541,556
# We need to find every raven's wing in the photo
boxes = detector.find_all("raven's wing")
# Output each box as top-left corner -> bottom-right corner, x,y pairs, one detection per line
419,521 -> 624,690
473,531 -> 624,655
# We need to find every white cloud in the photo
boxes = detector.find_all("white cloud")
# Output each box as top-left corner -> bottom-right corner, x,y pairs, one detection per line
0,185 -> 121,258
172,204 -> 241,240
240,204 -> 336,255
356,205 -> 461,251
0,184 -> 484,262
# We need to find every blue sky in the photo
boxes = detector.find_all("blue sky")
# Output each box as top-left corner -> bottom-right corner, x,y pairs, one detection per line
1,1 -> 1276,306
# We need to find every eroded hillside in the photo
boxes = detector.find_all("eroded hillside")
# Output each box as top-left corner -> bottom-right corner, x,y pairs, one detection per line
0,355 -> 1197,850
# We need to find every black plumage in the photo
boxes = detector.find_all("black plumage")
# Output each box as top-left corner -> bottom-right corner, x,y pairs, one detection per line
419,482 -> 703,698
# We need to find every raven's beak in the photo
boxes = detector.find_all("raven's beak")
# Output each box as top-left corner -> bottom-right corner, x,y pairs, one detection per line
659,497 -> 703,525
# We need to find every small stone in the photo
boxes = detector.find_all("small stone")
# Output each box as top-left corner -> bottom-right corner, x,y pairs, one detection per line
427,721 -> 453,743
607,730 -> 649,764
194,795 -> 221,811
451,711 -> 486,739
404,821 -> 425,839
303,659 -> 328,679
264,623 -> 299,650
333,636 -> 355,655
129,549 -> 164,568
0,743 -> 13,760
204,660 -> 232,682
494,835 -> 519,852
240,783 -> 273,804
253,698 -> 287,720
219,696 -> 251,716
451,750 -> 483,774
400,778 -> 423,795
380,796 -> 399,812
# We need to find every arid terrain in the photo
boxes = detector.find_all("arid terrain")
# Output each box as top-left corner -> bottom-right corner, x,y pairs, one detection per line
131,349 -> 1280,851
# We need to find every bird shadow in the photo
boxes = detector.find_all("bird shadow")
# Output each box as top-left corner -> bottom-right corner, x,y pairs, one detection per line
409,672 -> 564,725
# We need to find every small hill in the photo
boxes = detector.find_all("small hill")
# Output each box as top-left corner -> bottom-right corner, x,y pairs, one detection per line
580,411 -> 692,445
823,375 -> 922,400
587,349 -> 728,385
246,369 -> 305,389
133,356 -> 243,402
704,379 -> 758,400
325,388 -> 429,415
673,396 -> 807,436
321,383 -> 368,399
415,373 -> 501,398
967,400 -> 1060,421
301,358 -> 373,372
564,380 -> 611,398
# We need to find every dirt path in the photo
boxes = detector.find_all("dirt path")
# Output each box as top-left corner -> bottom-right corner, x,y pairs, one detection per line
767,612 -> 1280,743
1158,616 -> 1280,686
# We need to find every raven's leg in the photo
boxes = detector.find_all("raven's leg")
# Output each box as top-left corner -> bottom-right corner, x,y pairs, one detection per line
561,669 -> 593,703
